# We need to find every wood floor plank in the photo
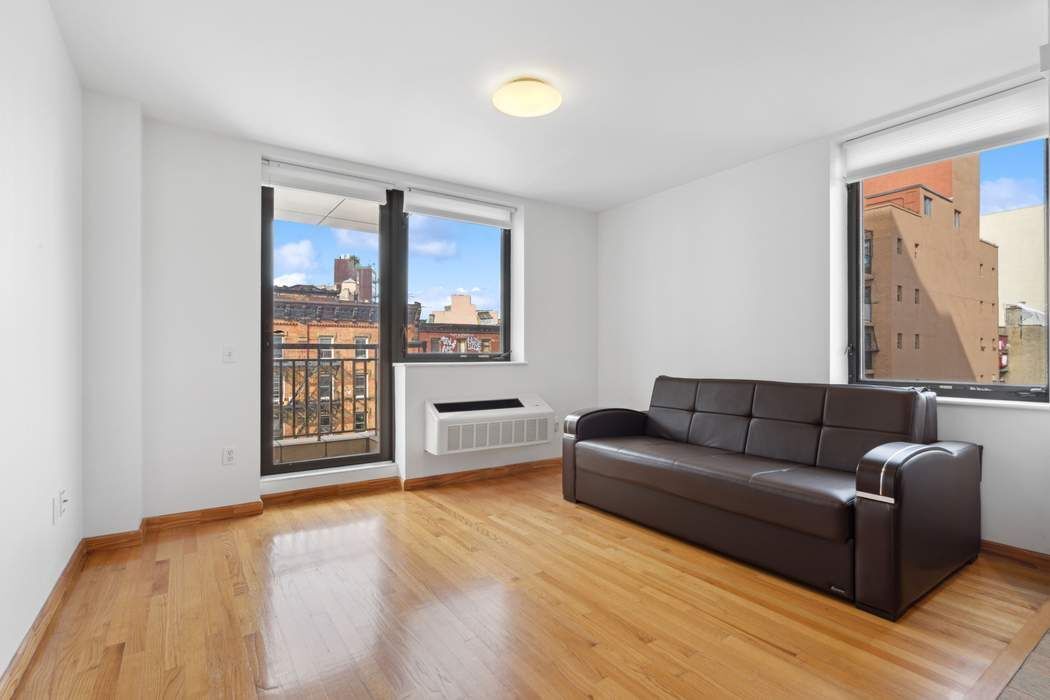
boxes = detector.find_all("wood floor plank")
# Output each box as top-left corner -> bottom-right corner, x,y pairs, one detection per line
13,468 -> 1050,698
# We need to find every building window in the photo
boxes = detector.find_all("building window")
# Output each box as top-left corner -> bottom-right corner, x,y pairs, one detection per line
863,326 -> 877,375
399,194 -> 512,362
354,372 -> 367,399
318,335 -> 334,359
354,412 -> 366,431
273,333 -> 284,359
354,336 -> 368,358
318,372 -> 333,400
896,237 -> 902,255
863,236 -> 872,274
272,369 -> 281,404
319,412 -> 331,434
848,136 -> 1048,402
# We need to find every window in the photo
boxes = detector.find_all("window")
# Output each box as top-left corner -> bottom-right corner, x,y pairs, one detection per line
354,336 -> 368,358
354,412 -> 366,431
896,237 -> 902,254
318,335 -> 334,359
273,333 -> 284,359
318,372 -> 333,400
272,369 -> 281,404
847,134 -> 1048,402
319,411 -> 331,434
397,190 -> 512,362
354,372 -> 367,399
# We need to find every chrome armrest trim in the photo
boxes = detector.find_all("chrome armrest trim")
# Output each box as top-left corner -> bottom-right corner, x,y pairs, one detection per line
856,490 -> 895,505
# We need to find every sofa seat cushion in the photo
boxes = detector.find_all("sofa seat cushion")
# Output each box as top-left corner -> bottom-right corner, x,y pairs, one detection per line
575,437 -> 856,542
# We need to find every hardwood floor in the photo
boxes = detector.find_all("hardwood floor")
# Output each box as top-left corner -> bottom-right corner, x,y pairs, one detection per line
13,466 -> 1050,698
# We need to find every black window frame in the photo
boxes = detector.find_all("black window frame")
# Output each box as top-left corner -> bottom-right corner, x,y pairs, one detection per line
846,144 -> 1050,403
261,185 -> 395,477
390,194 -> 512,363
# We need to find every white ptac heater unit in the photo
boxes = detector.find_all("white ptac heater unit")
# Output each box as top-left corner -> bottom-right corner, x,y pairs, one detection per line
425,395 -> 554,455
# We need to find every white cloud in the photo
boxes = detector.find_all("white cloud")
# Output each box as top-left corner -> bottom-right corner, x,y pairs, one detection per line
276,239 -> 316,270
981,177 -> 1044,214
333,228 -> 379,249
273,273 -> 307,287
410,239 -> 457,258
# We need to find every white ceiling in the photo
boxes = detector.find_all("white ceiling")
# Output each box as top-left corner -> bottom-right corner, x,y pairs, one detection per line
51,0 -> 1046,211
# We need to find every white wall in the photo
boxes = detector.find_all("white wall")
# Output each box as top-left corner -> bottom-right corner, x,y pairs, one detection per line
396,201 -> 598,479
596,133 -> 1050,555
142,121 -> 262,516
0,0 -> 83,671
82,92 -> 143,535
139,121 -> 598,512
597,139 -> 835,408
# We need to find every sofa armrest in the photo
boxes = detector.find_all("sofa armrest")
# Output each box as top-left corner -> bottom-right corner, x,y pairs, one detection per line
562,408 -> 647,502
854,441 -> 982,620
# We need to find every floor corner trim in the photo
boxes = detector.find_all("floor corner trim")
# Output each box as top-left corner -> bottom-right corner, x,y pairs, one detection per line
401,457 -> 562,490
261,476 -> 401,505
0,539 -> 87,700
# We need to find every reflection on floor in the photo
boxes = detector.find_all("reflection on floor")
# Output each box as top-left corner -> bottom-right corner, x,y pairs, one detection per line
15,467 -> 1050,698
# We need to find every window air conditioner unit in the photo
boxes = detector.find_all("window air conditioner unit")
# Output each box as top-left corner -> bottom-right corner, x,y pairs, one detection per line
425,395 -> 555,455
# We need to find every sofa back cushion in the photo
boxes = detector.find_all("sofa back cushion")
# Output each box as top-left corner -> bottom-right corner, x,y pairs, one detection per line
687,380 -> 755,452
646,376 -> 934,471
646,376 -> 698,442
815,385 -> 926,471
744,382 -> 826,465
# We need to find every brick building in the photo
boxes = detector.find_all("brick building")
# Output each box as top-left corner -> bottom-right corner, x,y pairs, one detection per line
862,156 -> 1001,383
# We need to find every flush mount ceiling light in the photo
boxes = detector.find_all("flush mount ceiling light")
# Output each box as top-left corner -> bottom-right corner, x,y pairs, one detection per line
492,78 -> 562,117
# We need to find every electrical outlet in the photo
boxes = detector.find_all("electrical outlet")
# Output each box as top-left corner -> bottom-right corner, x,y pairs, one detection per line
58,489 -> 69,517
221,345 -> 237,363
222,446 -> 237,465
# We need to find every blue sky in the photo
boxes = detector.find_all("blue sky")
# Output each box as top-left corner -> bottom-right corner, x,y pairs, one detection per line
979,139 -> 1046,214
273,212 -> 502,318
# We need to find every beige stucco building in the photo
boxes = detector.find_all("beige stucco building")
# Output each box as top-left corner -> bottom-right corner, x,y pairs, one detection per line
979,205 -> 1046,325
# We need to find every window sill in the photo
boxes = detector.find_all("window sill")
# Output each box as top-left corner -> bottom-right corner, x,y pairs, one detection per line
260,461 -> 398,494
393,360 -> 528,368
935,396 -> 1050,411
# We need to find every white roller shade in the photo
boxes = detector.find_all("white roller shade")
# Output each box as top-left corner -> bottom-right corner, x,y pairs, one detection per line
404,190 -> 514,229
262,159 -> 390,203
843,78 -> 1049,183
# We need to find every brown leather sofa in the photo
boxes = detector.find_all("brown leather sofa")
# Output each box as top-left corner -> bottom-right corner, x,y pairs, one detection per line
562,377 -> 981,620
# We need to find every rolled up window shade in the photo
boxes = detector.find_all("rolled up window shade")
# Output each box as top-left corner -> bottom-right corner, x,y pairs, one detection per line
403,190 -> 514,229
262,159 -> 390,203
843,78 -> 1049,183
